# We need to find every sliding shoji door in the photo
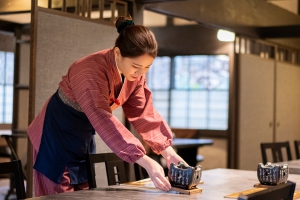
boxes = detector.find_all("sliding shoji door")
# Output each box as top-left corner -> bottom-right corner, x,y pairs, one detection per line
276,61 -> 300,159
237,53 -> 275,170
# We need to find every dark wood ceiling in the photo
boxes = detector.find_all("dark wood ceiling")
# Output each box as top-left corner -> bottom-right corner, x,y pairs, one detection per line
135,0 -> 186,3
143,0 -> 300,49
144,0 -> 300,34
1,0 -> 300,49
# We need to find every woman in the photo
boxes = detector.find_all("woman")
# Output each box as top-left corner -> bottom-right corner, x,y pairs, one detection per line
28,14 -> 186,196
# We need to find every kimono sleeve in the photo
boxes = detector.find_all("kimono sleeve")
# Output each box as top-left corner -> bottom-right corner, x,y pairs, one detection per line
122,76 -> 173,154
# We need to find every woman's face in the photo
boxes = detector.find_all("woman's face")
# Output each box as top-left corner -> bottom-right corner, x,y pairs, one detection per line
114,48 -> 154,81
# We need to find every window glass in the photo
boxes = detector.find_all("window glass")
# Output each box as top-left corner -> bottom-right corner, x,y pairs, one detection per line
147,56 -> 170,90
0,52 -> 5,85
170,90 -> 188,127
5,52 -> 14,84
5,85 -> 13,123
151,90 -> 169,120
208,91 -> 228,130
0,51 -> 14,124
174,56 -> 189,89
209,55 -> 230,90
189,91 -> 208,128
148,55 -> 229,131
174,55 -> 229,90
188,55 -> 209,89
0,86 -> 3,122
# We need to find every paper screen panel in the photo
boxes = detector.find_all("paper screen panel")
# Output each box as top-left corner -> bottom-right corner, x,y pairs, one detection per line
238,54 -> 275,170
33,11 -> 120,183
35,10 -> 117,116
275,61 -> 300,154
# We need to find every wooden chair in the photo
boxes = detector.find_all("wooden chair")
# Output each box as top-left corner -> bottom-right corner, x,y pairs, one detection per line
294,140 -> 300,159
0,160 -> 26,200
260,141 -> 292,164
1,135 -> 27,178
1,134 -> 27,200
86,152 -> 145,188
238,181 -> 296,200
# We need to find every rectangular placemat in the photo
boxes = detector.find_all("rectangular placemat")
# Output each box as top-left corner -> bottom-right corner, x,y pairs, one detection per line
225,188 -> 300,199
224,188 -> 266,198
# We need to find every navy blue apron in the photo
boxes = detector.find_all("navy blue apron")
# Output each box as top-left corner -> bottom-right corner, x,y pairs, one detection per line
34,90 -> 96,184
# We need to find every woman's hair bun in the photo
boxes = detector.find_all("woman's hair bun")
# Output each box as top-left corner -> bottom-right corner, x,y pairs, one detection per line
115,14 -> 135,33
114,13 -> 158,58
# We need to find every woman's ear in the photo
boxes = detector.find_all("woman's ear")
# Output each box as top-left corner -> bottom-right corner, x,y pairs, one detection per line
114,47 -> 121,59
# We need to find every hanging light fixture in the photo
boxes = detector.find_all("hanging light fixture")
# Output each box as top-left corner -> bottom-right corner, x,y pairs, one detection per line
217,29 -> 235,42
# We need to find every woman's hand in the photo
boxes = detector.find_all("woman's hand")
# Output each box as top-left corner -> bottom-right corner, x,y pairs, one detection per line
161,146 -> 189,169
135,155 -> 171,191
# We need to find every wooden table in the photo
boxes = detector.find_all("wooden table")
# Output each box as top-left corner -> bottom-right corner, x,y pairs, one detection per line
25,168 -> 300,200
275,159 -> 300,175
172,138 -> 213,149
172,138 -> 213,166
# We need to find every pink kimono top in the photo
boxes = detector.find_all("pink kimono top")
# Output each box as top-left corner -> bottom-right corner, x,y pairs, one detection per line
28,48 -> 173,166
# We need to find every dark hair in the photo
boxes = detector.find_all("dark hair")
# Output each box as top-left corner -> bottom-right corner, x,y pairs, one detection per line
114,14 -> 158,58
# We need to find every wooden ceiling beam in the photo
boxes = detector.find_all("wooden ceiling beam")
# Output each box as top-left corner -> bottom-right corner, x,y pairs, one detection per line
0,20 -> 19,32
258,25 -> 300,38
0,20 -> 30,34
144,0 -> 300,39
135,0 -> 186,3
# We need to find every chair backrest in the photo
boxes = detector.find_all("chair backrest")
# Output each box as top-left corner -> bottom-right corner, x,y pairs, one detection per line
86,153 -> 127,188
0,160 -> 26,199
238,181 -> 296,200
260,141 -> 292,164
87,152 -> 139,188
294,140 -> 300,159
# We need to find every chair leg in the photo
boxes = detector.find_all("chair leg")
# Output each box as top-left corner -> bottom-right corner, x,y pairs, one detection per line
4,174 -> 16,200
4,187 -> 15,200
